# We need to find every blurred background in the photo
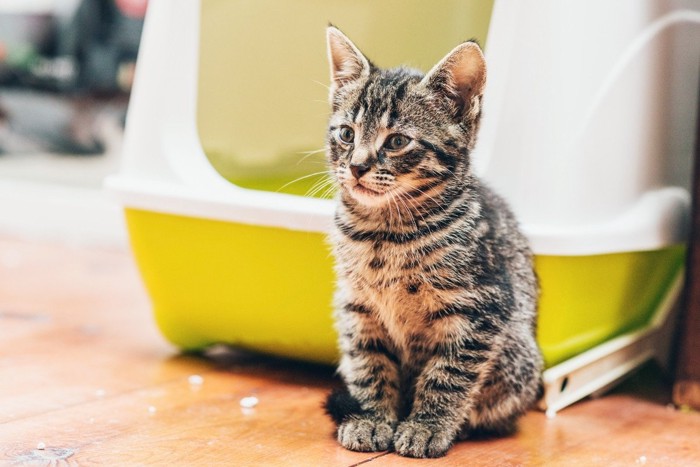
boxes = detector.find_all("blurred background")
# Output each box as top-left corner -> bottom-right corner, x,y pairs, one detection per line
0,0 -> 147,245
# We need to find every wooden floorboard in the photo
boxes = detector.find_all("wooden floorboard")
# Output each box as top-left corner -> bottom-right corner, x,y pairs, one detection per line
1,235 -> 699,466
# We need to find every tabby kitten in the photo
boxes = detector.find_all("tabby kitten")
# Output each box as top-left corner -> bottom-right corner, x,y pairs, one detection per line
323,27 -> 542,458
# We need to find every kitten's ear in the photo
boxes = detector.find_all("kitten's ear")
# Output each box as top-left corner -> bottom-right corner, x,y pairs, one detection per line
326,26 -> 371,97
421,41 -> 486,120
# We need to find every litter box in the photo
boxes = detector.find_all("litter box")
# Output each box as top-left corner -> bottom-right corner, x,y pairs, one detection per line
106,0 -> 700,414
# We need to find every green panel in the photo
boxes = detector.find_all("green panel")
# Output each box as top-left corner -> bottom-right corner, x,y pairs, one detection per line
536,246 -> 685,366
197,0 -> 494,197
126,208 -> 338,364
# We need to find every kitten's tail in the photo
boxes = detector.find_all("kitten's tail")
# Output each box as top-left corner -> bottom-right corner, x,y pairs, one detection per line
323,385 -> 365,426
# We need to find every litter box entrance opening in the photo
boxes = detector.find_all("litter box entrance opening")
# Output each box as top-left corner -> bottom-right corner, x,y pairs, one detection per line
195,0 -> 494,198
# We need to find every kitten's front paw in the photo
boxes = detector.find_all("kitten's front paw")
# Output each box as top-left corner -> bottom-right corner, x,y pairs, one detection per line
394,420 -> 454,458
337,417 -> 395,452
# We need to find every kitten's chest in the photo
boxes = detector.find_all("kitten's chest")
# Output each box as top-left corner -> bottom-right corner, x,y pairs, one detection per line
337,238 -> 443,348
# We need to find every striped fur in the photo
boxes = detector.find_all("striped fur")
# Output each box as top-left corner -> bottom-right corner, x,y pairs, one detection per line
324,27 -> 542,458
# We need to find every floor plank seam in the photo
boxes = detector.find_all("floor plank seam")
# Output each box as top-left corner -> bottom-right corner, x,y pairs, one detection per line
347,451 -> 392,466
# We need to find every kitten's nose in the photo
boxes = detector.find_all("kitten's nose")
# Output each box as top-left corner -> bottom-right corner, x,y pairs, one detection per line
350,163 -> 371,180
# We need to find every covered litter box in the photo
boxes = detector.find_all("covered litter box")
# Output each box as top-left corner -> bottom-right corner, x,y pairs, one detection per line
107,0 -> 700,413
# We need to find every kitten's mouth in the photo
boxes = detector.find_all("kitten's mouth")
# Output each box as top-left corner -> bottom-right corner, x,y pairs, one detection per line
351,181 -> 382,197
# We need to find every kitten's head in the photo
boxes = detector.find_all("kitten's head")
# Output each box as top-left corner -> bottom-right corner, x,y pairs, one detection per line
325,26 -> 486,210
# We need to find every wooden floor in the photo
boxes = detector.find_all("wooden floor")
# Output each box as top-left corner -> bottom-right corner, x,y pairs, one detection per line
1,235 -> 699,466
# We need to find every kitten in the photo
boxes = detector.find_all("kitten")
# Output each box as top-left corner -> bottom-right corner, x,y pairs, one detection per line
323,27 -> 543,458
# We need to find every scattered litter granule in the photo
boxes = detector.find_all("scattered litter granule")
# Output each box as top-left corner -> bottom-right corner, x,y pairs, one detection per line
95,389 -> 106,398
188,375 -> 204,386
36,442 -> 46,450
239,396 -> 259,409
148,406 -> 157,414
636,455 -> 647,465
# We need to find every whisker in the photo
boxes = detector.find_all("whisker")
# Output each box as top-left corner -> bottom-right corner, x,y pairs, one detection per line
305,175 -> 337,199
389,192 -> 405,232
305,179 -> 330,197
302,173 -> 331,194
398,179 -> 449,218
312,79 -> 331,91
386,194 -> 395,229
304,175 -> 334,196
276,171 -> 331,193
297,148 -> 326,156
393,191 -> 419,232
319,183 -> 338,199
296,147 -> 327,165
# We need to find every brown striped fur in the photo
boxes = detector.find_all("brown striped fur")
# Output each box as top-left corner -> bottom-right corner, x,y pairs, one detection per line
324,27 -> 542,458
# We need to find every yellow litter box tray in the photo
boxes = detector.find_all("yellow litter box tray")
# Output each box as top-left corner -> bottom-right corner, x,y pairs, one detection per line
125,207 -> 685,368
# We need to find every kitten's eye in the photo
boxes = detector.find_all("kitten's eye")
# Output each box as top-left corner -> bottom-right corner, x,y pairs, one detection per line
338,126 -> 355,144
384,134 -> 411,151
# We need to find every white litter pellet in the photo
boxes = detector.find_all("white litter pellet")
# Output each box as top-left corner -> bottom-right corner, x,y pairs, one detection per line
636,455 -> 647,465
95,389 -> 106,397
239,396 -> 259,409
36,442 -> 46,450
148,406 -> 157,414
188,375 -> 204,386
545,408 -> 557,419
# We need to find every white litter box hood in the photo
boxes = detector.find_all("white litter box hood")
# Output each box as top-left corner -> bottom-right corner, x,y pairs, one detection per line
107,0 -> 700,256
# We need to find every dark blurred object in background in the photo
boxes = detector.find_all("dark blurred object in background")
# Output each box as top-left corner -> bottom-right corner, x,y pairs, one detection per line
0,0 -> 147,156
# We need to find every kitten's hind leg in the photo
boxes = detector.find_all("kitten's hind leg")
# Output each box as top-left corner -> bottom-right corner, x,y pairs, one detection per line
457,414 -> 518,441
324,385 -> 366,426
462,333 -> 542,440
